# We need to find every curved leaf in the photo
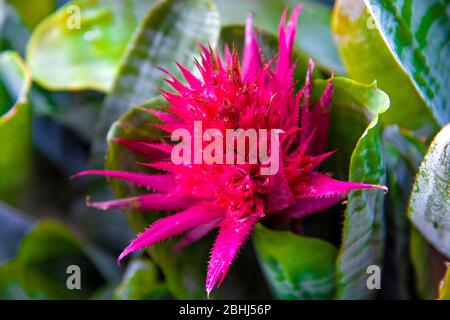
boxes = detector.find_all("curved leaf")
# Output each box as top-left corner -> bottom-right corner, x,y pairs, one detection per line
114,258 -> 170,300
382,125 -> 426,299
26,0 -> 156,92
314,77 -> 389,179
0,51 -> 32,203
311,78 -> 390,299
91,0 -> 220,165
332,0 -> 437,131
336,115 -> 387,300
0,221 -> 105,299
367,0 -> 449,126
253,224 -> 337,300
408,124 -> 450,259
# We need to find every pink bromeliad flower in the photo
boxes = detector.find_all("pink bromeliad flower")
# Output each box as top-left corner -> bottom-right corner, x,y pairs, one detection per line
74,5 -> 386,296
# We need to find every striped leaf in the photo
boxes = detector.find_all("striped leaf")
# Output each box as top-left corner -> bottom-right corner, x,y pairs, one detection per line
311,78 -> 390,299
114,259 -> 170,300
91,0 -> 220,165
253,224 -> 338,300
367,0 -> 449,126
408,125 -> 450,259
332,0 -> 438,131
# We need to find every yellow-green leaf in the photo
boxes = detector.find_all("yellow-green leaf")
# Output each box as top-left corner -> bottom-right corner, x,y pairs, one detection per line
0,51 -> 31,203
253,224 -> 338,300
332,0 -> 437,131
7,0 -> 56,29
26,0 -> 157,92
367,0 -> 449,126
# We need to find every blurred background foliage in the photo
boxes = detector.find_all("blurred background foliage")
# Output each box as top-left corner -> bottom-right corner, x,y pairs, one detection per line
0,0 -> 448,300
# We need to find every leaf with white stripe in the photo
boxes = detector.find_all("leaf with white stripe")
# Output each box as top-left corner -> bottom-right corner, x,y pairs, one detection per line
408,124 -> 450,259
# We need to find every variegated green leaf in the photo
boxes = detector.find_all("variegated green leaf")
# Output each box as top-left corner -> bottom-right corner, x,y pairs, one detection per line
382,125 -> 426,299
114,259 -> 170,300
314,77 -> 389,179
332,0 -> 438,131
408,124 -> 450,259
253,224 -> 338,300
91,0 -> 220,166
367,0 -> 449,126
336,115 -> 387,299
311,78 -> 390,299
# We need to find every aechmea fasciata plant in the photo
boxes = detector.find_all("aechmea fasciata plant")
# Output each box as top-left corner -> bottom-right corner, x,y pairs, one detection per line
73,5 -> 387,296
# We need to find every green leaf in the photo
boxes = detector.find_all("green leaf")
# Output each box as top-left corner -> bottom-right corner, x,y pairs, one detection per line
336,116 -> 387,299
367,0 -> 449,126
90,0 -> 220,166
438,263 -> 450,300
216,0 -> 344,73
0,261 -> 28,299
0,221 -> 105,299
26,0 -> 157,92
311,78 -> 390,299
332,0 -> 438,131
314,77 -> 389,180
381,125 -> 426,299
114,259 -> 170,300
410,227 -> 448,299
253,224 -> 338,300
408,124 -> 450,259
0,51 -> 32,203
7,0 -> 56,29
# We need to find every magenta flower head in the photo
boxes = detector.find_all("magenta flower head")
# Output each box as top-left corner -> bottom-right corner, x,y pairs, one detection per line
74,5 -> 386,296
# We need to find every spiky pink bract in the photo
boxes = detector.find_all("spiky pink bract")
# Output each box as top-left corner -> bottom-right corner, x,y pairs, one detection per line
73,5 -> 387,296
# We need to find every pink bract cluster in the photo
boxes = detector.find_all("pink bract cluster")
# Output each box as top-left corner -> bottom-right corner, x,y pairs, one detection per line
74,5 -> 386,296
